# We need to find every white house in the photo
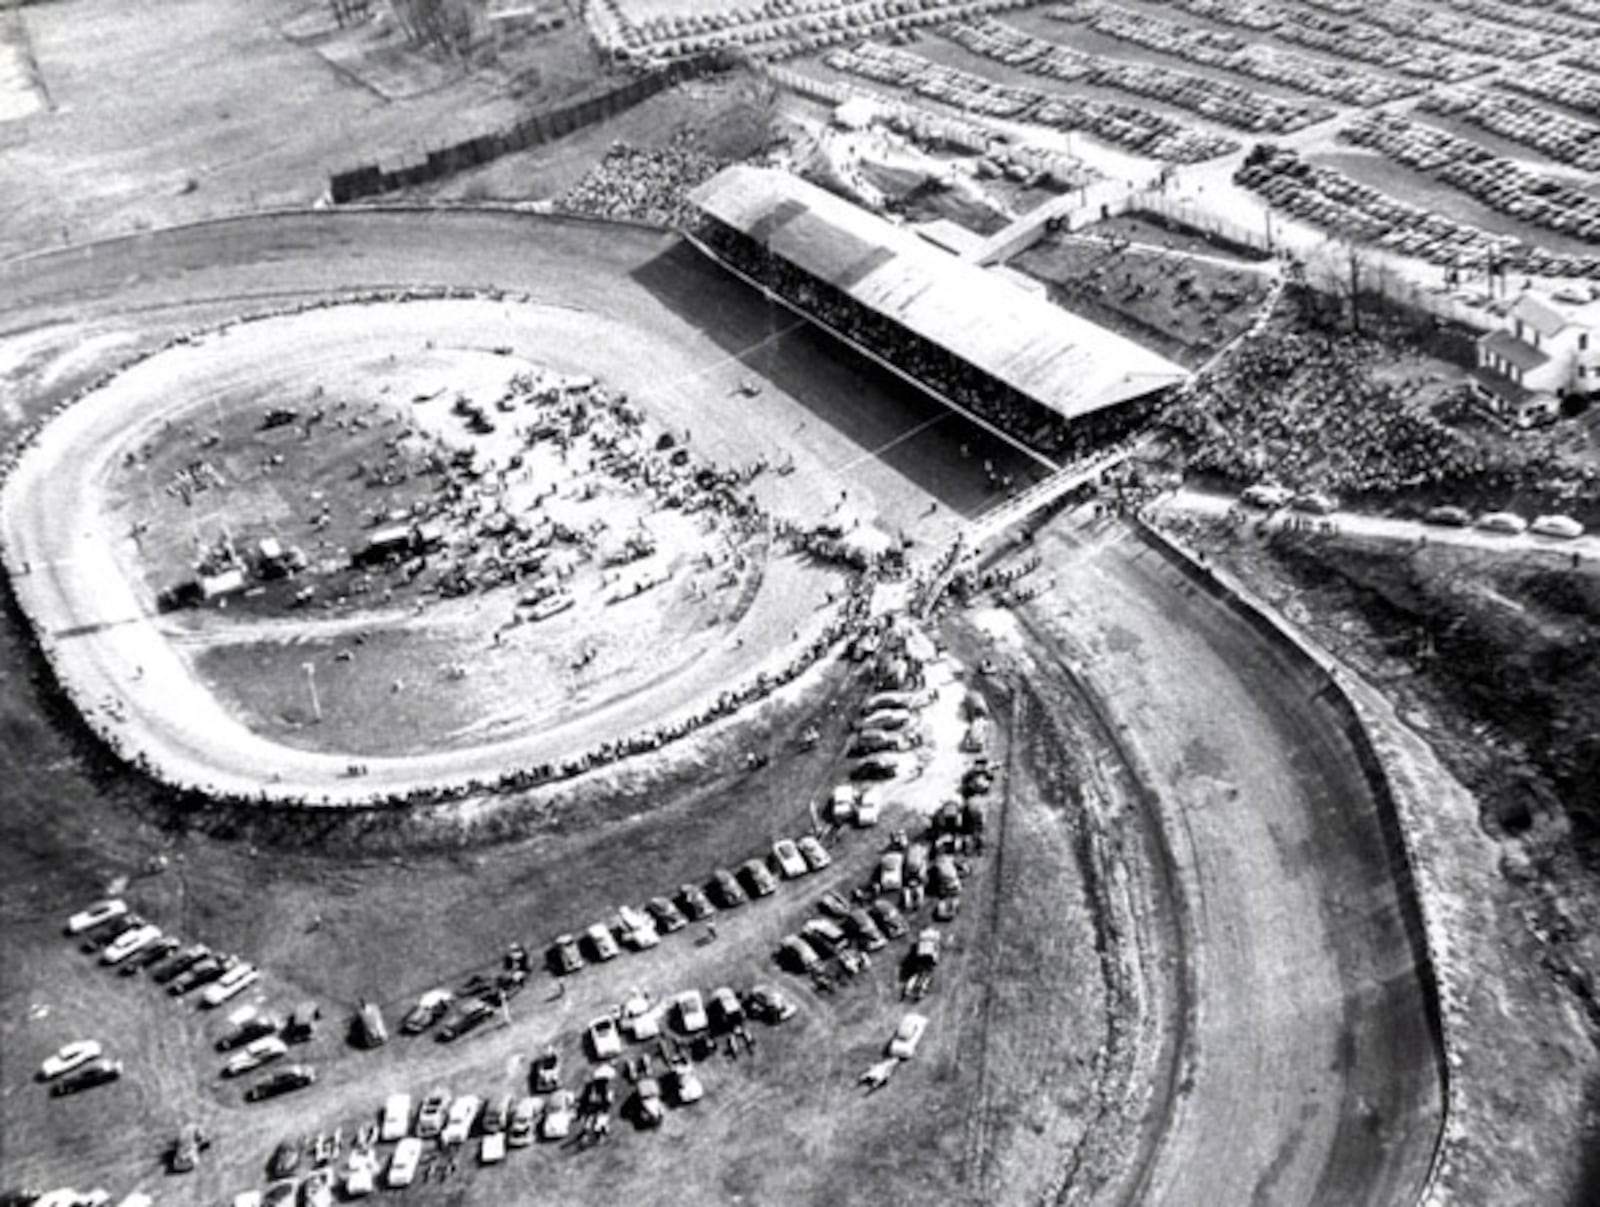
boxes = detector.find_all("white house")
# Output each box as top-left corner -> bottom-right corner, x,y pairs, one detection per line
1474,291 -> 1600,425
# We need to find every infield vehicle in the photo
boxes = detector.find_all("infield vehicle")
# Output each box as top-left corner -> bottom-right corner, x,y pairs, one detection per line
416,1089 -> 450,1138
401,989 -> 453,1034
66,899 -> 127,935
51,1058 -> 123,1096
887,1012 -> 929,1060
380,1093 -> 412,1142
39,1041 -> 103,1081
224,1036 -> 288,1078
387,1138 -> 423,1189
244,1065 -> 315,1102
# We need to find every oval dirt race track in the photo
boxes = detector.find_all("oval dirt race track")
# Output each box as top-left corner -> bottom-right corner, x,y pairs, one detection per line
1,213 -> 1444,1204
1013,516 -> 1443,1207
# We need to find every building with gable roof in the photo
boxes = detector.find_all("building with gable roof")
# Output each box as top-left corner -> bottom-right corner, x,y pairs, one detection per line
1473,290 -> 1600,426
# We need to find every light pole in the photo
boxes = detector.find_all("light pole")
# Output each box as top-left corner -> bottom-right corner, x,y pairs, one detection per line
302,661 -> 321,722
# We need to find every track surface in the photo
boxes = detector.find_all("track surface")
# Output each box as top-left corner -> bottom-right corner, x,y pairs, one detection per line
0,212 -> 1444,1204
1011,515 -> 1443,1207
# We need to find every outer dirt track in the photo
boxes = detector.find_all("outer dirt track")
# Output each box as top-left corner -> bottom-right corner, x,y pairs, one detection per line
0,211 -> 1444,1204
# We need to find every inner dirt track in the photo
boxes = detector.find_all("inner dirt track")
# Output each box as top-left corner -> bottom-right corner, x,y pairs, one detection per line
0,211 -> 1444,1204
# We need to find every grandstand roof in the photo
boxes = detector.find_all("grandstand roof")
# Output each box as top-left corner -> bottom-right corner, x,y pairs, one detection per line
689,166 -> 1189,421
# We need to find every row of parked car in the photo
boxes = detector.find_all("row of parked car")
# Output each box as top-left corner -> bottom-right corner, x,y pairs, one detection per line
1421,506 -> 1586,538
1419,87 -> 1600,175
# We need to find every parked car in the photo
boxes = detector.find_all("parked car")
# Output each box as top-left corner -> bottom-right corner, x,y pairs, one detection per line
818,890 -> 852,920
66,899 -> 127,935
244,1065 -> 314,1102
416,1089 -> 450,1138
634,1077 -> 665,1128
914,927 -> 943,967
708,986 -> 744,1032
440,1095 -> 482,1146
549,934 -> 584,976
1477,510 -> 1528,534
587,1015 -> 623,1060
585,922 -> 621,962
300,1169 -> 332,1207
170,1123 -> 211,1174
121,936 -> 179,975
436,998 -> 493,1043
50,1059 -> 122,1096
709,868 -> 747,909
386,1139 -> 422,1189
887,1012 -> 930,1060
870,900 -> 909,940
668,1063 -> 704,1105
830,785 -> 857,825
168,955 -> 225,995
616,906 -> 660,951
542,1090 -> 577,1140
401,989 -> 453,1035
744,983 -> 796,1024
619,991 -> 660,1042
678,883 -> 716,921
202,965 -> 260,1008
216,1009 -> 281,1052
584,1064 -> 618,1112
379,1092 -> 412,1142
647,896 -> 688,933
878,851 -> 905,893
39,1041 -> 103,1081
675,989 -> 709,1034
847,909 -> 887,952
224,1036 -> 288,1078
1242,482 -> 1292,509
796,835 -> 831,871
101,924 -> 162,966
479,1131 -> 506,1165
1290,491 -> 1338,515
343,1152 -> 377,1199
481,1094 -> 513,1136
1531,514 -> 1584,539
739,858 -> 778,898
801,918 -> 847,952
531,1046 -> 561,1094
508,1096 -> 539,1148
154,943 -> 210,985
268,1138 -> 301,1180
778,935 -> 822,973
770,839 -> 808,879
1423,504 -> 1472,526
855,791 -> 884,825
353,1000 -> 387,1048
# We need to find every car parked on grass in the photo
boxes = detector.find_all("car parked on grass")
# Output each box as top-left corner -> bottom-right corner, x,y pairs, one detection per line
1290,491 -> 1338,515
380,1092 -> 412,1142
647,896 -> 688,933
887,1012 -> 930,1060
585,922 -> 621,962
300,1169 -> 332,1207
436,998 -> 493,1043
244,1065 -> 314,1103
549,934 -> 584,976
802,917 -> 847,952
168,954 -> 226,995
584,1064 -> 618,1111
508,1096 -> 539,1148
847,909 -> 887,952
101,924 -> 162,966
440,1095 -> 482,1146
770,840 -> 808,879
778,935 -> 822,974
870,900 -> 909,940
224,1036 -> 288,1078
709,868 -> 747,909
121,936 -> 179,976
202,964 -> 260,1008
38,1041 -> 103,1082
353,1000 -> 387,1048
1531,514 -> 1584,539
268,1138 -> 301,1180
216,1009 -> 281,1052
708,987 -> 744,1032
531,1046 -> 561,1093
744,983 -> 796,1024
678,883 -> 716,921
481,1094 -> 514,1136
739,858 -> 778,898
830,785 -> 857,825
634,1077 -> 665,1127
170,1123 -> 211,1174
542,1090 -> 577,1140
855,791 -> 884,825
878,851 -> 905,893
66,899 -> 127,935
675,990 -> 709,1034
416,1089 -> 450,1138
616,906 -> 660,951
387,1138 -> 422,1189
1242,482 -> 1292,509
796,835 -> 831,871
401,989 -> 453,1035
668,1063 -> 704,1105
620,992 -> 661,1042
479,1131 -> 506,1165
50,1059 -> 122,1097
1477,510 -> 1529,534
1423,504 -> 1471,527
154,943 -> 210,985
818,890 -> 852,920
587,1015 -> 623,1060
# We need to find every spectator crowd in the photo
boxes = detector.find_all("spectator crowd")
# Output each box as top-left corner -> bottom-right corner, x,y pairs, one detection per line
557,134 -> 730,229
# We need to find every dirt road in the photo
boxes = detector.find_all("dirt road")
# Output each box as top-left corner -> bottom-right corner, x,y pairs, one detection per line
1001,511 -> 1443,1207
